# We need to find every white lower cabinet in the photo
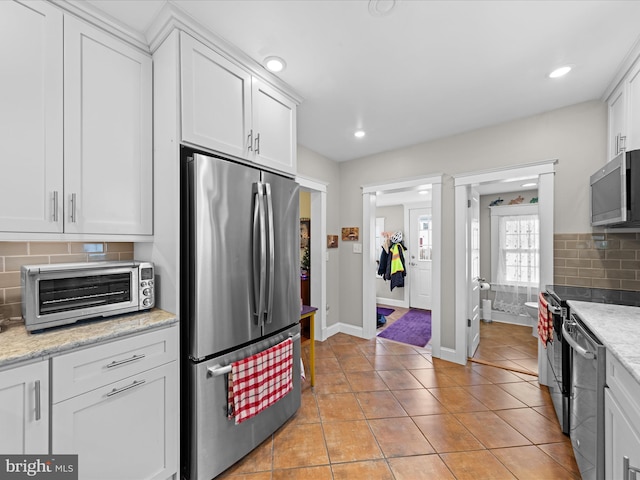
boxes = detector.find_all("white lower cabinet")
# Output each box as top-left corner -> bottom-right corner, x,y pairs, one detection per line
604,388 -> 640,479
605,352 -> 640,480
0,360 -> 49,454
51,326 -> 179,480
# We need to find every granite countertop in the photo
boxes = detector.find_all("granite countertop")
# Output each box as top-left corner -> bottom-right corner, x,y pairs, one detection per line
0,309 -> 178,369
567,300 -> 640,384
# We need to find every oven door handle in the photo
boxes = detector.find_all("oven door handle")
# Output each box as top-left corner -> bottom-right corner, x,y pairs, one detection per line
548,305 -> 562,315
562,321 -> 596,360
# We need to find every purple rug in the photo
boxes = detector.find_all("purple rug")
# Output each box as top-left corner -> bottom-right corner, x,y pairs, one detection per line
377,307 -> 395,317
377,309 -> 431,347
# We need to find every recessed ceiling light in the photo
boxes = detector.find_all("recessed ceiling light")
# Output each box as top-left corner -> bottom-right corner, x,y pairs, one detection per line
264,56 -> 286,73
354,130 -> 366,138
368,0 -> 396,17
548,65 -> 572,78
418,190 -> 429,195
521,182 -> 537,188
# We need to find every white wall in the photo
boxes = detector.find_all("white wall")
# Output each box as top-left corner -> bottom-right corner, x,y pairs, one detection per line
335,100 -> 607,349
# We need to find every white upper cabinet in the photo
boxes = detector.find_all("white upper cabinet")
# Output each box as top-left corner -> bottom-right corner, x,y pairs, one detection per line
64,16 -> 153,235
181,33 -> 252,160
180,32 -> 297,175
608,83 -> 626,160
0,1 -> 152,238
624,61 -> 640,152
607,54 -> 640,160
0,0 -> 64,233
252,78 -> 297,174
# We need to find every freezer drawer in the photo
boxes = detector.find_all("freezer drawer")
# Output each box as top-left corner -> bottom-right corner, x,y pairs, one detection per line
185,325 -> 301,480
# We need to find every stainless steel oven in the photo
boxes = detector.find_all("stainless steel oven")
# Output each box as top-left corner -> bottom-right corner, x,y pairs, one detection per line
563,311 -> 606,480
22,261 -> 155,332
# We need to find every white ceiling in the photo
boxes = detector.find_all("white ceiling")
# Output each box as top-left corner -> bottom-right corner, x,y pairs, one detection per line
80,0 -> 640,163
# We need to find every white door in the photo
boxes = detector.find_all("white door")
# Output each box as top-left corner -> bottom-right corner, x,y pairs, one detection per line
408,208 -> 432,310
467,188 -> 481,357
0,361 -> 49,454
252,78 -> 297,174
64,16 -> 152,235
0,0 -> 63,233
181,32 -> 252,160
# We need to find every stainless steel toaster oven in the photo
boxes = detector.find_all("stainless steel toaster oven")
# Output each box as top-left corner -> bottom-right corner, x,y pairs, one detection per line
21,260 -> 155,332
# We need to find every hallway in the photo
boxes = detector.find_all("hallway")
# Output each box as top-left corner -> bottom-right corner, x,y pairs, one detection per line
218,322 -> 578,479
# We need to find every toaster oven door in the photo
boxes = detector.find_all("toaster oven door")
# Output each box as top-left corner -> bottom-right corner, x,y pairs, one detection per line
24,266 -> 140,330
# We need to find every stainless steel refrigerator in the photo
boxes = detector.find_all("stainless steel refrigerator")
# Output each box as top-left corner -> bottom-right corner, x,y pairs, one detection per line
180,148 -> 301,480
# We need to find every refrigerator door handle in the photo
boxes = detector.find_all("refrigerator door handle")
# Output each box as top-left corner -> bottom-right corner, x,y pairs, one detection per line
264,182 -> 275,324
207,364 -> 232,377
252,182 -> 267,325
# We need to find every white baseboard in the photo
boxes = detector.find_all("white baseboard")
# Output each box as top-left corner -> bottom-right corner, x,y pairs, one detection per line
484,309 -> 533,328
375,297 -> 408,308
439,346 -> 465,365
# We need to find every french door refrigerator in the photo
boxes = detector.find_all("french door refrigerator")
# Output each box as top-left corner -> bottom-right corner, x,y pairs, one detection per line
180,147 -> 301,480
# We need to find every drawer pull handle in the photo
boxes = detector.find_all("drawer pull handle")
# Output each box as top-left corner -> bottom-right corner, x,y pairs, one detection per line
106,379 -> 146,397
106,354 -> 146,369
35,380 -> 41,421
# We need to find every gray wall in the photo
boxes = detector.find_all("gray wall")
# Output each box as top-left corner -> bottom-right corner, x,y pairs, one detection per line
330,100 -> 606,350
296,145 -> 341,327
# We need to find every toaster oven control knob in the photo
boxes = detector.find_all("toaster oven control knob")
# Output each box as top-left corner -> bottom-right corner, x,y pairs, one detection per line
143,288 -> 151,296
141,281 -> 147,287
143,298 -> 152,307
148,280 -> 154,286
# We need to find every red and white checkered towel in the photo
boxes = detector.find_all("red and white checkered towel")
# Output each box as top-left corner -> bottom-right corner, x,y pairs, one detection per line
227,338 -> 293,425
537,292 -> 553,347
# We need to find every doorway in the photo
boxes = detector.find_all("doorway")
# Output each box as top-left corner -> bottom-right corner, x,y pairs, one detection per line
408,207 -> 432,310
362,175 -> 443,358
454,160 -> 555,381
296,175 -> 327,341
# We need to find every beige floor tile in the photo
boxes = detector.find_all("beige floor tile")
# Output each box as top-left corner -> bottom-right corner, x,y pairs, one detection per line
440,450 -> 517,479
377,369 -> 424,389
495,408 -> 567,444
413,414 -> 485,453
315,392 -> 364,422
368,417 -> 435,457
344,370 -> 389,392
491,445 -> 580,479
323,420 -> 383,463
463,384 -> 527,410
454,411 -> 531,449
331,460 -> 394,480
392,388 -> 448,416
355,391 -> 408,419
272,423 -> 329,469
272,465 -> 332,480
410,368 -> 458,388
538,441 -> 581,478
428,386 -> 490,413
387,454 -> 456,480
497,381 -> 553,407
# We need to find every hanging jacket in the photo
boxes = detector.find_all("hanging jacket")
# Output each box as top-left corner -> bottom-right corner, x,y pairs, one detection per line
377,246 -> 389,277
386,242 -> 407,290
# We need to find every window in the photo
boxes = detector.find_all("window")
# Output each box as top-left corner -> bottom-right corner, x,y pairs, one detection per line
490,204 -> 540,287
497,214 -> 539,285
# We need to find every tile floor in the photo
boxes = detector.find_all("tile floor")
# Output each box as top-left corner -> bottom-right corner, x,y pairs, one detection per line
218,313 -> 579,479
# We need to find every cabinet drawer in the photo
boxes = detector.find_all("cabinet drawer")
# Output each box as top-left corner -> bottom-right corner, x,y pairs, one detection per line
606,353 -> 640,428
52,326 -> 178,403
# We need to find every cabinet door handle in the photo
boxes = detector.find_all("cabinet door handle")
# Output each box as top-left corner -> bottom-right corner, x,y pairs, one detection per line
247,129 -> 253,152
624,456 -> 640,480
106,353 -> 146,369
106,379 -> 146,397
255,133 -> 260,154
34,380 -> 41,421
70,193 -> 77,223
52,191 -> 59,222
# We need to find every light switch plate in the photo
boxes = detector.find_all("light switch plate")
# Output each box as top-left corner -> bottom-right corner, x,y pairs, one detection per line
353,243 -> 362,254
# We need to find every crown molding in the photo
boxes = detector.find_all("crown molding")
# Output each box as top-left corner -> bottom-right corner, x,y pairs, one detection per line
146,2 -> 303,105
50,0 -> 150,53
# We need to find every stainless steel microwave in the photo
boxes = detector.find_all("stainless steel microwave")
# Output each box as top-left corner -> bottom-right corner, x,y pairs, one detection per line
21,260 -> 155,332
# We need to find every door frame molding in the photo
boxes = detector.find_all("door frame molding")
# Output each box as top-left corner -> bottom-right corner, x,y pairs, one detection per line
453,160 -> 556,376
362,175 -> 443,357
296,175 -> 328,341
